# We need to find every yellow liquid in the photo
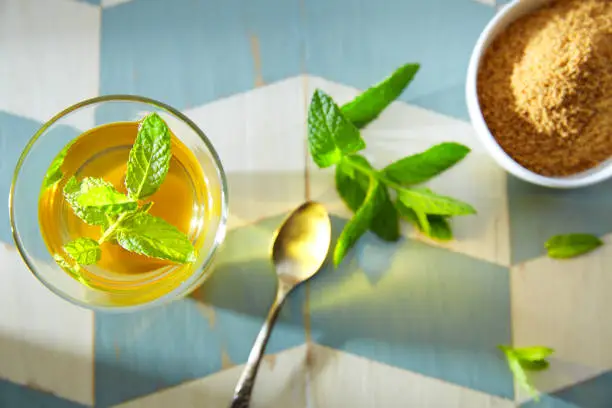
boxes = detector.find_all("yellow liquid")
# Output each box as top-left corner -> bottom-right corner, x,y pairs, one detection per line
39,122 -> 210,304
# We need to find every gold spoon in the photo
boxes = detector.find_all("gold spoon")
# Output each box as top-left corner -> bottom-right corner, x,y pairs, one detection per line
229,201 -> 331,408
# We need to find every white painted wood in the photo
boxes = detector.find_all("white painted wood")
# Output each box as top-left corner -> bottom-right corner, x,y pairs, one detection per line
114,345 -> 308,408
0,245 -> 94,405
305,76 -> 510,267
306,344 -> 514,408
0,0 -> 100,131
511,236 -> 612,402
183,77 -> 307,230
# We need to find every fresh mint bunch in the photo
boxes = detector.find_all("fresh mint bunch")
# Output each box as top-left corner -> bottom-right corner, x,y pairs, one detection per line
307,63 -> 476,266
53,113 -> 196,270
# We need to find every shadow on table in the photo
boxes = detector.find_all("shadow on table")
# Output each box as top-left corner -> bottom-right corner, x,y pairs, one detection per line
192,209 -> 515,396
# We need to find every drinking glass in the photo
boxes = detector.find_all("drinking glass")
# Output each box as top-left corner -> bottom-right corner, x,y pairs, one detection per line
10,95 -> 228,311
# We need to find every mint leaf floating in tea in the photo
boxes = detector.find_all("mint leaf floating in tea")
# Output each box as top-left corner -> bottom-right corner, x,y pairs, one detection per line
545,234 -> 603,259
336,155 -> 399,241
125,112 -> 172,199
342,63 -> 420,128
63,177 -> 132,226
384,142 -> 470,186
116,212 -> 196,263
53,254 -> 84,278
499,345 -> 554,401
51,113 -> 196,270
306,64 -> 475,266
42,140 -> 75,190
76,182 -> 137,216
307,90 -> 365,168
63,237 -> 102,265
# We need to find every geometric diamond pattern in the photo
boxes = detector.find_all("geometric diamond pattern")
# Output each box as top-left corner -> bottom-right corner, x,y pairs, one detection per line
0,0 -> 610,407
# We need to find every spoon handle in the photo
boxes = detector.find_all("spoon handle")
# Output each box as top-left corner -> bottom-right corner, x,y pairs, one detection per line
229,286 -> 290,408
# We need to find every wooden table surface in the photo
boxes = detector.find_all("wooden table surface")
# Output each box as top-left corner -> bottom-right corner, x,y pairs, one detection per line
0,0 -> 611,407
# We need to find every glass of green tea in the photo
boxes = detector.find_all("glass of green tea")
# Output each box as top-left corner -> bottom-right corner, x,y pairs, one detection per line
10,96 -> 228,310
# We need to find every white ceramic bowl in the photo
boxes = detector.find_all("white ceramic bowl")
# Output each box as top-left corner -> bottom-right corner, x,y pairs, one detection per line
466,0 -> 612,189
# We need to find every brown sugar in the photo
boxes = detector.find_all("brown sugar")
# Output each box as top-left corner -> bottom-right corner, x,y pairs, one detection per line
477,0 -> 612,176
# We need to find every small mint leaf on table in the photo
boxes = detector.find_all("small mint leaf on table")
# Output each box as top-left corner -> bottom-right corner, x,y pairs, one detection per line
116,212 -> 196,264
334,175 -> 388,266
307,90 -> 366,168
64,177 -> 133,226
545,234 -> 603,259
499,345 -> 554,401
63,237 -> 101,265
125,112 -> 172,199
335,155 -> 399,241
383,142 -> 470,186
341,63 -> 420,128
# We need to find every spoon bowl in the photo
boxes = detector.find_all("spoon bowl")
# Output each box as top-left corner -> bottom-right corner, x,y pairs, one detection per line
272,202 -> 331,284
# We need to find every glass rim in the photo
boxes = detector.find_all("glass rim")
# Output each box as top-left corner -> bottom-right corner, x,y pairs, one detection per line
9,94 -> 229,312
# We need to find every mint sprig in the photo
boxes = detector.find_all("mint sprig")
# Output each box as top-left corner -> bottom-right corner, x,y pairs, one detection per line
307,65 -> 475,266
54,113 -> 196,269
499,345 -> 554,401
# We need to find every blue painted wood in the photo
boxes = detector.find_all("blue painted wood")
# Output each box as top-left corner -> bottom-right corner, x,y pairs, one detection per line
307,216 -> 514,399
508,175 -> 612,265
100,0 -> 303,111
95,215 -> 306,406
521,371 -> 612,408
0,379 -> 86,408
301,0 -> 495,120
0,112 -> 40,243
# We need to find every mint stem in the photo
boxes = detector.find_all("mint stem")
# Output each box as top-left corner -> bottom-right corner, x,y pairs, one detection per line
98,212 -> 129,244
343,156 -> 404,191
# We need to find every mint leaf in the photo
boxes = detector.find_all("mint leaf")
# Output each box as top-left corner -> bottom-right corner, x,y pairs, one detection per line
396,202 -> 453,241
116,212 -> 196,263
499,345 -> 554,401
63,237 -> 101,265
513,346 -> 554,362
308,90 -> 366,168
53,254 -> 83,278
334,176 -> 386,266
125,112 -> 172,199
64,176 -> 136,224
384,143 -> 470,186
397,187 -> 476,217
77,184 -> 136,216
545,234 -> 603,259
341,63 -> 420,128
336,155 -> 399,241
42,140 -> 74,190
